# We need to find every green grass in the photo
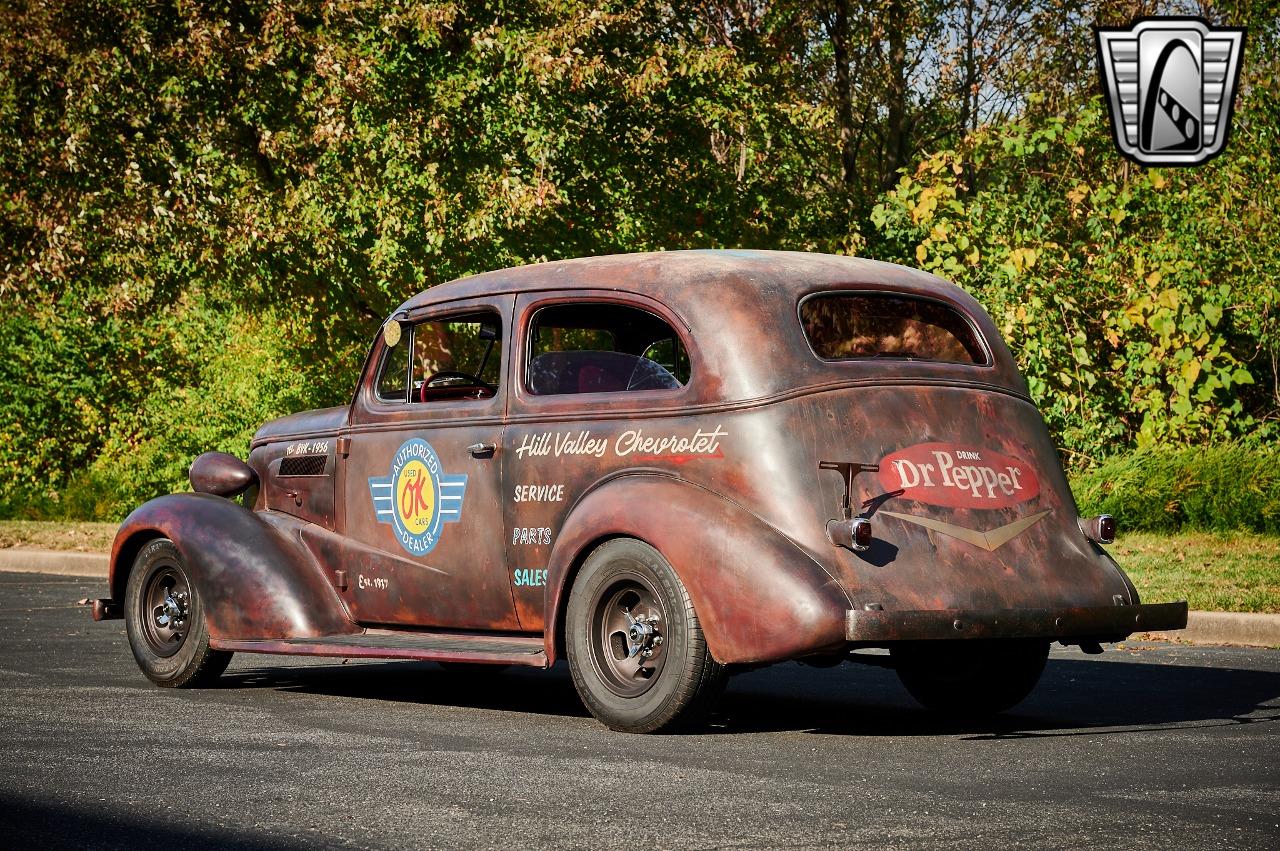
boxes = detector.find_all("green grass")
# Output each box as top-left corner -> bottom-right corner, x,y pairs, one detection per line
0,520 -> 117,553
1110,531 -> 1280,614
2,521 -> 1276,613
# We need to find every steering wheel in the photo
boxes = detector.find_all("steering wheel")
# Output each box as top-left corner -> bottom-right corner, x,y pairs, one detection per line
421,370 -> 496,401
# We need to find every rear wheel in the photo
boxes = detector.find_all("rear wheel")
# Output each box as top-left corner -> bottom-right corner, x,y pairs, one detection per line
124,539 -> 232,688
566,539 -> 725,733
892,639 -> 1049,716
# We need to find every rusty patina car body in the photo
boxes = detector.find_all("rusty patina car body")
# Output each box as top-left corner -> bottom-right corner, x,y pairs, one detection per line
93,250 -> 1186,731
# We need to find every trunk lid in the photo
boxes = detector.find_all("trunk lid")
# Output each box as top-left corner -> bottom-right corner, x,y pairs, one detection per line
799,383 -> 1133,614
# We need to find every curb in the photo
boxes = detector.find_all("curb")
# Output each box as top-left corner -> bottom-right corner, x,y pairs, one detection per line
1144,611 -> 1280,649
2,548 -> 1277,648
0,549 -> 110,578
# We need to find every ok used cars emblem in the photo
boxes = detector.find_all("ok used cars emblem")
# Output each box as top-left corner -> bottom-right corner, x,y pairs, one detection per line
368,438 -> 468,556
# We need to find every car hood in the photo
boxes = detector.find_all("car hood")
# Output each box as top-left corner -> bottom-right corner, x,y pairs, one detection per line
251,405 -> 349,448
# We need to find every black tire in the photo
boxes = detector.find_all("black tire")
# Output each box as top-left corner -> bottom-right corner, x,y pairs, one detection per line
124,538 -> 232,688
566,539 -> 725,733
892,639 -> 1049,716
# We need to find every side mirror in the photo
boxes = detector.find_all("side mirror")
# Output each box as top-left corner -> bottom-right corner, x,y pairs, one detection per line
190,452 -> 258,498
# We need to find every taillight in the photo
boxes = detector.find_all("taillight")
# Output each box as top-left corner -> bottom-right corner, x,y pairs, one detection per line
826,517 -> 873,552
1079,514 -> 1116,545
851,517 -> 873,551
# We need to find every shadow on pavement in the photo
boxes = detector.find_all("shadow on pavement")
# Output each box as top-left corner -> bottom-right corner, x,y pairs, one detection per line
715,656 -> 1280,738
218,653 -> 1280,738
0,794 -> 304,851
223,660 -> 592,720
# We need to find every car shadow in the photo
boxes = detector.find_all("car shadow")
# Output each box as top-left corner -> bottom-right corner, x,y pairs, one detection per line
712,656 -> 1280,738
217,653 -> 1280,738
221,660 -> 594,720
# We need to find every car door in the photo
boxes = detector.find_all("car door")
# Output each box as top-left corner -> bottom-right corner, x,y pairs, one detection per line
501,292 -> 697,631
335,295 -> 519,631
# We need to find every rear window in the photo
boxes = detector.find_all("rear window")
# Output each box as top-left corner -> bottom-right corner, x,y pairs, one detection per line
800,294 -> 987,364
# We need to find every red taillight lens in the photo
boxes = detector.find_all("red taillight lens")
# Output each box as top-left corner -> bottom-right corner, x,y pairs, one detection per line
826,517 -> 874,552
851,517 -> 873,551
1080,514 -> 1116,545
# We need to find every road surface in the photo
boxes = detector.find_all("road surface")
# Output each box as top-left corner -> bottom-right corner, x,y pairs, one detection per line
1,571 -> 1276,849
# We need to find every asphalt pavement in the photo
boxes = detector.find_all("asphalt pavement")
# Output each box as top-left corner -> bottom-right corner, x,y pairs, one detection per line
1,571 -> 1277,850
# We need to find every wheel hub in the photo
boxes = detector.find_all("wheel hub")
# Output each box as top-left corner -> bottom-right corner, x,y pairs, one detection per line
624,610 -> 663,659
138,565 -> 192,658
590,578 -> 670,698
155,591 -> 187,630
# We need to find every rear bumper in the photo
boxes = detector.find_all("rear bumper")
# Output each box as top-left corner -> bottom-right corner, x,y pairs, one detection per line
845,601 -> 1188,643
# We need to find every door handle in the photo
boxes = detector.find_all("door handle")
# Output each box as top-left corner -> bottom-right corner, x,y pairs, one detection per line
468,442 -> 496,458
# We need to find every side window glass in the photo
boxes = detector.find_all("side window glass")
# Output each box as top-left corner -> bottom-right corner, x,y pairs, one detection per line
411,312 -> 502,403
526,303 -> 689,396
639,337 -> 691,384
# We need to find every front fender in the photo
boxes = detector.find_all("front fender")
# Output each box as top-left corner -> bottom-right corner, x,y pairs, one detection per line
544,474 -> 851,665
110,494 -> 356,641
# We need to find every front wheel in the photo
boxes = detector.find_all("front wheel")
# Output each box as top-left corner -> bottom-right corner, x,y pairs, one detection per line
891,639 -> 1049,716
566,539 -> 725,733
124,538 -> 232,688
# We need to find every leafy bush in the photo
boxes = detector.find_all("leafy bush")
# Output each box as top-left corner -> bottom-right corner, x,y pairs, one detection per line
870,96 -> 1279,457
0,2 -> 1277,522
0,306 -> 357,521
1071,445 -> 1280,535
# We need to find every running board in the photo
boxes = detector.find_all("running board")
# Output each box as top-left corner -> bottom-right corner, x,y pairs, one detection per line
211,629 -> 548,668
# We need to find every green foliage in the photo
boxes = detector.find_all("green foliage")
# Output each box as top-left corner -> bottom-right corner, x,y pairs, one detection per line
1071,446 -> 1280,535
869,91 -> 1280,455
0,305 -> 353,520
0,2 -> 1278,520
1,0 -> 823,519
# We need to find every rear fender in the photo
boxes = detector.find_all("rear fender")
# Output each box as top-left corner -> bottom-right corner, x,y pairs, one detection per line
110,494 -> 356,641
544,474 -> 851,665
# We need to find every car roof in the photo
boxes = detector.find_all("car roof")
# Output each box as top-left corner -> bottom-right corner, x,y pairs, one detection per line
398,249 -> 969,316
394,250 -> 1026,401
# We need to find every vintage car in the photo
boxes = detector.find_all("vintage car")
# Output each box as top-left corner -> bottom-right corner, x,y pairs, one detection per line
90,250 -> 1187,732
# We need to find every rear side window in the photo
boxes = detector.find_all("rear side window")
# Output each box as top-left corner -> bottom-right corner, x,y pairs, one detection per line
526,303 -> 689,395
800,294 -> 987,364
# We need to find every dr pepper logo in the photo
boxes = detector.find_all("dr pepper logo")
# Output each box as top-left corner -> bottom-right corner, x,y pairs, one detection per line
878,443 -> 1039,510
